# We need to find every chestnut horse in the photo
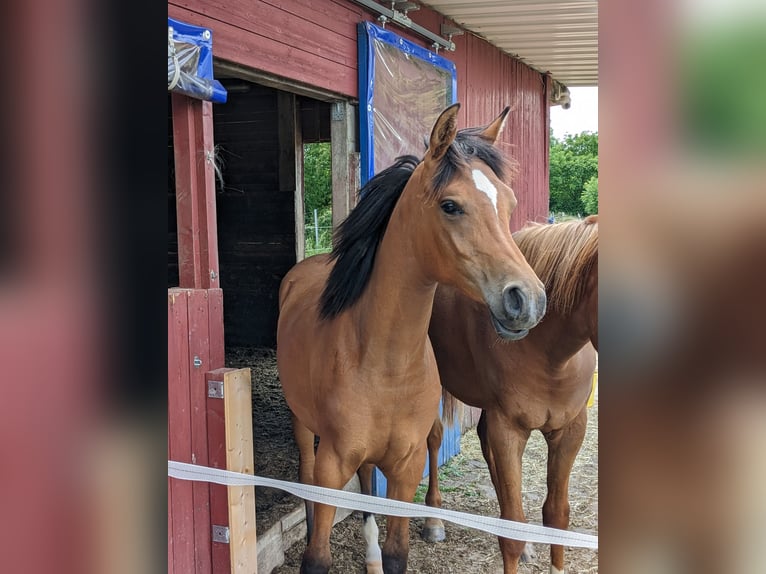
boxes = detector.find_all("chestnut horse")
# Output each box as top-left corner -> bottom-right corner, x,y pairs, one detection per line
277,104 -> 547,574
423,216 -> 598,574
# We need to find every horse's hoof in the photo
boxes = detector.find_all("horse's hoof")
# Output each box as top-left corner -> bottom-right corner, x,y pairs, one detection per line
366,560 -> 384,574
520,542 -> 537,563
420,525 -> 446,543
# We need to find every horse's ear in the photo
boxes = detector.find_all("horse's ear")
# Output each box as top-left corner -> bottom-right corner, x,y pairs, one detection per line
427,103 -> 460,162
479,106 -> 511,144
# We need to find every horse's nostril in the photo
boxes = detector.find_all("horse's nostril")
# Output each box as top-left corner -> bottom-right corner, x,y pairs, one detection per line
503,285 -> 526,320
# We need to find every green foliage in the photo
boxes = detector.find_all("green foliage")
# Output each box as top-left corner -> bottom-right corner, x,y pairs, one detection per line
681,23 -> 766,157
303,142 -> 333,255
581,175 -> 598,215
303,142 -> 332,223
549,131 -> 598,216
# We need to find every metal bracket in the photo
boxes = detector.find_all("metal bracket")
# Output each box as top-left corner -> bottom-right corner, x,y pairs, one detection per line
331,102 -> 345,121
208,380 -> 224,399
441,24 -> 464,47
212,525 -> 230,544
193,356 -> 202,369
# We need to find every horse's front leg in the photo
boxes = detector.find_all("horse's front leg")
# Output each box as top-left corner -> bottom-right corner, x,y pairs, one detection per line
543,407 -> 587,574
300,441 -> 359,574
422,416 -> 446,542
382,443 -> 428,574
478,408 -> 532,574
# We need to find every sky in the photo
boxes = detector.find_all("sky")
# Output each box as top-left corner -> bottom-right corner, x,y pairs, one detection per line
550,86 -> 598,139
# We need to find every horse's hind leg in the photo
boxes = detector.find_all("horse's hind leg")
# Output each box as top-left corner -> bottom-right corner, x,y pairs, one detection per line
543,407 -> 587,574
422,417 -> 446,542
357,463 -> 384,574
478,409 -> 532,574
292,415 -> 317,543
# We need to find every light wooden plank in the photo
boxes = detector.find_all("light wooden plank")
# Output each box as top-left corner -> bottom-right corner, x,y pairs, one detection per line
223,368 -> 258,574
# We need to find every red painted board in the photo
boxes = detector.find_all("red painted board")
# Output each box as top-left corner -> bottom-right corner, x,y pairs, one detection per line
188,289 -> 213,574
168,478 -> 174,574
195,102 -> 221,291
172,96 -> 203,288
168,4 -> 357,98
206,368 -> 236,573
207,288 -> 225,370
168,289 -> 195,574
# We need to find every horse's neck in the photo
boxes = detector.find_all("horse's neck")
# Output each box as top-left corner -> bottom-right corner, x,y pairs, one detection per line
351,203 -> 436,367
526,305 -> 592,367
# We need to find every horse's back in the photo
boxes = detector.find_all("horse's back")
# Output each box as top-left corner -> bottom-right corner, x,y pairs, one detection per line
279,253 -> 332,310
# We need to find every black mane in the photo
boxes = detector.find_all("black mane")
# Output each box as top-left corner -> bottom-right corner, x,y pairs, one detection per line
318,155 -> 418,319
318,128 -> 514,320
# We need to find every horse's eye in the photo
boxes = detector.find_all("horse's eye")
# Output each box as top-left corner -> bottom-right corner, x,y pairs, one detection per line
440,200 -> 463,216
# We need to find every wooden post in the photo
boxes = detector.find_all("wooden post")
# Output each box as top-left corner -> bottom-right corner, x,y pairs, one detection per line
331,101 -> 358,229
223,369 -> 258,573
277,91 -> 304,262
171,94 -> 221,289
207,368 -> 257,574
169,288 -> 225,574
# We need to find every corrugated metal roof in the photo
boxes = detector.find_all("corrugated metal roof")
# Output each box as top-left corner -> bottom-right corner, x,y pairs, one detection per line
424,0 -> 598,87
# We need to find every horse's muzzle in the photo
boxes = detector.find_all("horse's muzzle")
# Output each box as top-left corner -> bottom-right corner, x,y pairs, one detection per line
490,283 -> 546,339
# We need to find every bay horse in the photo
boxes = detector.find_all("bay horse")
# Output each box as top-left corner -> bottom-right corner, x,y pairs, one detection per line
423,215 -> 598,574
276,104 -> 547,574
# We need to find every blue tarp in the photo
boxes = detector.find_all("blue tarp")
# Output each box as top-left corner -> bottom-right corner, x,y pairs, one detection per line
357,22 -> 457,186
168,18 -> 227,103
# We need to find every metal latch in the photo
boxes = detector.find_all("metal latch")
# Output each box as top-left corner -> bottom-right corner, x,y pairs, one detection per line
212,525 -> 230,543
208,380 -> 224,399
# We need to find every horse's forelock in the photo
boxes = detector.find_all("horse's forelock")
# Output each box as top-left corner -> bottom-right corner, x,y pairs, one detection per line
430,128 -> 516,200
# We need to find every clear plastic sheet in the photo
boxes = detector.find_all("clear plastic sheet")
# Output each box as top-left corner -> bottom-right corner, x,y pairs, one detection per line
168,18 -> 227,103
358,23 -> 457,184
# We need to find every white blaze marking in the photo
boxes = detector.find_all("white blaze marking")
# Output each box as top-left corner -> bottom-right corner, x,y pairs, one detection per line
472,169 -> 498,215
363,514 -> 382,564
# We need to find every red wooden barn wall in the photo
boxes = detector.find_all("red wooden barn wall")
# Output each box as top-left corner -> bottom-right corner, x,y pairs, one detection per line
168,0 -> 550,227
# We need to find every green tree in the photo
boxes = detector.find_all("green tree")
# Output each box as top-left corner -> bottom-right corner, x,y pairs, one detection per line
303,142 -> 333,254
581,175 -> 598,215
303,142 -> 332,225
549,131 -> 598,216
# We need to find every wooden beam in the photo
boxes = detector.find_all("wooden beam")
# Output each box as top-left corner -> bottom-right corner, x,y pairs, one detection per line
331,101 -> 359,229
277,91 -> 303,262
171,94 -> 221,289
223,368 -> 258,574
206,367 -> 257,574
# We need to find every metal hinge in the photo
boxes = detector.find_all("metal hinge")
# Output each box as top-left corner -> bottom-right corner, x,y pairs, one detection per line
212,525 -> 230,543
208,380 -> 224,399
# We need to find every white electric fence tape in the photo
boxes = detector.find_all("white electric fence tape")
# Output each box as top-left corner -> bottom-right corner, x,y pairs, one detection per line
168,461 -> 598,550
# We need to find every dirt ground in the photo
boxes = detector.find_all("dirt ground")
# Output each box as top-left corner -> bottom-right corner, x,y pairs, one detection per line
228,347 -> 598,572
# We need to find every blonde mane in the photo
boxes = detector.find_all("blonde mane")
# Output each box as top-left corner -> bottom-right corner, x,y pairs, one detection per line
513,215 -> 598,316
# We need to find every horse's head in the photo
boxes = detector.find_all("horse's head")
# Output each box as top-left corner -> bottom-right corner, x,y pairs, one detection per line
408,104 -> 547,340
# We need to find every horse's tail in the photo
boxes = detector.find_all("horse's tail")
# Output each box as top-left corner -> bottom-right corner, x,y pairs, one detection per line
441,388 -> 464,428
